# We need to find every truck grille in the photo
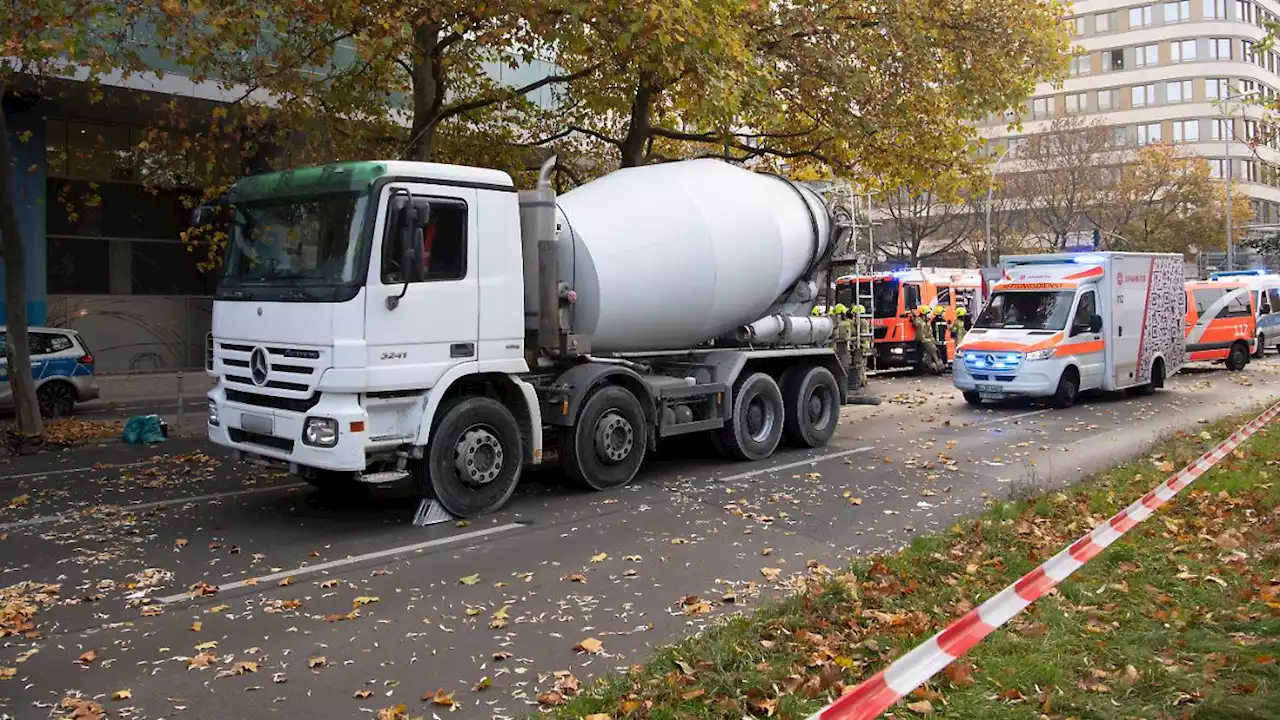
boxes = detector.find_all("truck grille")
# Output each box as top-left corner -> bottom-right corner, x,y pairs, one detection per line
214,341 -> 328,406
229,428 -> 295,453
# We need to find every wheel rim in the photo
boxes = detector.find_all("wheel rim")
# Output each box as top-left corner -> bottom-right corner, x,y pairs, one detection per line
805,384 -> 835,432
746,395 -> 777,443
593,411 -> 634,464
39,385 -> 73,416
453,425 -> 504,487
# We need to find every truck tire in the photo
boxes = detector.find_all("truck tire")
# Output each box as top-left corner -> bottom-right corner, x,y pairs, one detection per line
1226,341 -> 1250,371
718,372 -> 785,461
1049,369 -> 1078,409
559,385 -> 647,491
781,365 -> 840,448
421,397 -> 523,518
1254,333 -> 1266,359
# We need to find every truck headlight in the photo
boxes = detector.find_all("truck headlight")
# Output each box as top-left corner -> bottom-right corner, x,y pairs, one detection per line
890,347 -> 904,355
303,417 -> 339,447
208,400 -> 219,426
1026,348 -> 1056,361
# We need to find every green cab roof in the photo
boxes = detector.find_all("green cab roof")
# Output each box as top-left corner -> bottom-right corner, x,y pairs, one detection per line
227,162 -> 389,203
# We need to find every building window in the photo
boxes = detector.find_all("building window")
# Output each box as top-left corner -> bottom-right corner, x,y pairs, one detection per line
1206,77 -> 1230,100
1072,17 -> 1086,35
1245,160 -> 1259,182
1096,12 -> 1115,32
1130,5 -> 1154,27
1245,119 -> 1258,139
1210,38 -> 1232,59
1205,0 -> 1227,18
1031,97 -> 1052,119
1138,123 -> 1163,145
1132,84 -> 1156,107
1097,88 -> 1118,110
1069,55 -> 1091,76
1114,126 -> 1129,146
1211,118 -> 1232,140
1066,92 -> 1087,114
1171,39 -> 1197,62
1173,120 -> 1200,142
1167,80 -> 1193,103
1164,0 -> 1191,22
1243,39 -> 1258,63
1236,0 -> 1254,23
1210,158 -> 1226,178
1106,48 -> 1125,71
1136,44 -> 1159,68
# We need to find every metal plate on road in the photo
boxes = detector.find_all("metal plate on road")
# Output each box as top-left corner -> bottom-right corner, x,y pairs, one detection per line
976,384 -> 1003,393
240,413 -> 274,435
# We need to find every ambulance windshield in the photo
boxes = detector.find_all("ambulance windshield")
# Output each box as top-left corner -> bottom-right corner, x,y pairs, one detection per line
975,290 -> 1076,331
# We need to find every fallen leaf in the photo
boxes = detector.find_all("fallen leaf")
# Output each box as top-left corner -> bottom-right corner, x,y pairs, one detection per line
563,573 -> 587,583
209,604 -> 231,613
318,579 -> 340,589
354,690 -> 373,699
681,688 -> 706,700
760,567 -> 782,581
536,691 -> 565,706
907,699 -> 934,715
375,703 -> 408,720
472,676 -> 492,691
574,637 -> 604,654
308,656 -> 326,668
427,688 -> 456,707
584,715 -> 612,720
0,666 -> 14,680
459,574 -> 480,585
76,649 -> 99,665
352,596 -> 379,606
187,652 -> 217,669
189,621 -> 202,632
849,497 -> 864,505
590,552 -> 608,562
194,641 -> 218,651
175,538 -> 188,548
493,651 -> 513,661
112,689 -> 132,701
489,606 -> 510,629
278,577 -> 294,587
8,494 -> 29,508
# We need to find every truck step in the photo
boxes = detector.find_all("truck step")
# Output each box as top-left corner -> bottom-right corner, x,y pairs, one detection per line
357,470 -> 411,485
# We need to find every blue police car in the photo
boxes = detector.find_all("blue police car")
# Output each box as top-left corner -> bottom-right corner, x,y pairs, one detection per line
0,326 -> 99,417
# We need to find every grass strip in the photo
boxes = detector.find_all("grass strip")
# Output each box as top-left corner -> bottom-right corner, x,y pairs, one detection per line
550,410 -> 1280,720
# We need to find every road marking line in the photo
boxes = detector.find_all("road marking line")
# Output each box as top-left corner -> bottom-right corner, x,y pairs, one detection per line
973,409 -> 1049,427
157,522 -> 525,603
4,461 -> 152,481
711,446 -> 876,484
0,482 -> 308,532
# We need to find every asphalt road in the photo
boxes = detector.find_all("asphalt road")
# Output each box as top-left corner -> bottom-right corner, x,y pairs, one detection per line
2,360 -> 1278,720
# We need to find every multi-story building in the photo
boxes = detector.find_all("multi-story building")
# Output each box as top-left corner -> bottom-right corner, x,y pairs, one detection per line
980,0 -> 1280,233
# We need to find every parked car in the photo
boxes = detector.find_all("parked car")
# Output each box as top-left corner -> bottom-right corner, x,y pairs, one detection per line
0,326 -> 99,416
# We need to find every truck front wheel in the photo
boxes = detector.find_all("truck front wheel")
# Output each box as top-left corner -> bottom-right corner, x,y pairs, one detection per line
422,397 -> 523,518
718,372 -> 785,461
559,385 -> 648,491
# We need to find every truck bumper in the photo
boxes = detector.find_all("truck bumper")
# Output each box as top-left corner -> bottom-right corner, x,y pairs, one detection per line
952,360 -> 1059,399
876,342 -> 919,368
207,384 -> 369,472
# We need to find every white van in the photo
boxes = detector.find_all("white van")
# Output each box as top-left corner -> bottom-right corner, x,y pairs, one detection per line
954,252 -> 1186,408
1208,269 -> 1280,356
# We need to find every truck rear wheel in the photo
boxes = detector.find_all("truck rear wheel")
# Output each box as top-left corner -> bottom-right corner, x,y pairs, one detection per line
559,385 -> 648,491
781,365 -> 839,448
422,397 -> 523,518
718,372 -> 785,461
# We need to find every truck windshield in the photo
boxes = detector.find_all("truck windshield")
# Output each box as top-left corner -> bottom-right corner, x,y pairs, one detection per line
975,290 -> 1076,331
221,192 -> 369,288
843,280 -> 899,317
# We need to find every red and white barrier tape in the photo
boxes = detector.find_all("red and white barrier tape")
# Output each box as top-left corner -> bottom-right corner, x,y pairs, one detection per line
810,402 -> 1280,720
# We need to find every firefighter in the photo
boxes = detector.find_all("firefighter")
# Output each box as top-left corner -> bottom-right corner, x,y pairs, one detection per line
829,304 -> 853,384
932,305 -> 951,366
951,307 -> 969,347
850,304 -> 872,392
913,305 -> 943,375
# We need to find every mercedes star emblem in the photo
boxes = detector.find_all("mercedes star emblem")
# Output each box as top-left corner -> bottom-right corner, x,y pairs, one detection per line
985,354 -> 996,366
250,347 -> 270,386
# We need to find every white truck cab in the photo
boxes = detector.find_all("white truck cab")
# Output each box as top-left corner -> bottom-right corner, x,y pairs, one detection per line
954,252 -> 1186,408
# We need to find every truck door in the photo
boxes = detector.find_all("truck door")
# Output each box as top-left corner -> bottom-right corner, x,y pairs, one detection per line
366,183 -> 480,390
1065,288 -> 1104,390
1108,256 -> 1150,388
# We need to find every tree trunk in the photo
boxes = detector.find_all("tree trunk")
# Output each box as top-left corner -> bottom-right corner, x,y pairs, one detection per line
0,84 -> 45,444
619,73 -> 658,168
405,23 -> 445,162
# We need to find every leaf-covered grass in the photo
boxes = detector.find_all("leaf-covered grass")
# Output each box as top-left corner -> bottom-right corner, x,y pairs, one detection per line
550,411 -> 1280,719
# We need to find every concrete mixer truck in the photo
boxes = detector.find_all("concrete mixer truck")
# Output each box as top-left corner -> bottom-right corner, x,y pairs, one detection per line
201,157 -> 851,517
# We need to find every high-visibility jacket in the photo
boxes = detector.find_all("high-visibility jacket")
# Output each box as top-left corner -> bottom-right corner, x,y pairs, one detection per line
833,319 -> 854,351
855,316 -> 872,354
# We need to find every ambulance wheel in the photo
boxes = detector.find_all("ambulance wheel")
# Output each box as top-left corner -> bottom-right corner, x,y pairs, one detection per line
718,372 -> 785,461
781,365 -> 840,448
422,397 -> 523,518
1226,342 -> 1250,371
1133,359 -> 1164,396
963,391 -> 983,407
559,385 -> 647,491
1254,333 -> 1266,359
1050,369 -> 1079,409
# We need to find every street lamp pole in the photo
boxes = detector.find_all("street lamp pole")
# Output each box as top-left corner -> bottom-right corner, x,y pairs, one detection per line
1222,89 -> 1259,272
984,145 -> 1013,268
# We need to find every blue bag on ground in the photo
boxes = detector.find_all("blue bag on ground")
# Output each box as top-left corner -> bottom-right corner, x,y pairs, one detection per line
122,414 -> 167,444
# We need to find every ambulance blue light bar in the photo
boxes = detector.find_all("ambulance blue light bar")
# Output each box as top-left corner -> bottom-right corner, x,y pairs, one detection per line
1210,269 -> 1271,279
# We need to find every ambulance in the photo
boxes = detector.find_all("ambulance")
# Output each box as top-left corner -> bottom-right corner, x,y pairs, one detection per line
834,268 -> 982,369
1183,280 -> 1255,370
954,252 -> 1186,408
1208,269 -> 1280,356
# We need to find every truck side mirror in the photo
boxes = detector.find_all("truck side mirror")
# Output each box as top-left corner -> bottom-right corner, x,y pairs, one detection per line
1089,315 -> 1103,334
388,195 -> 430,284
